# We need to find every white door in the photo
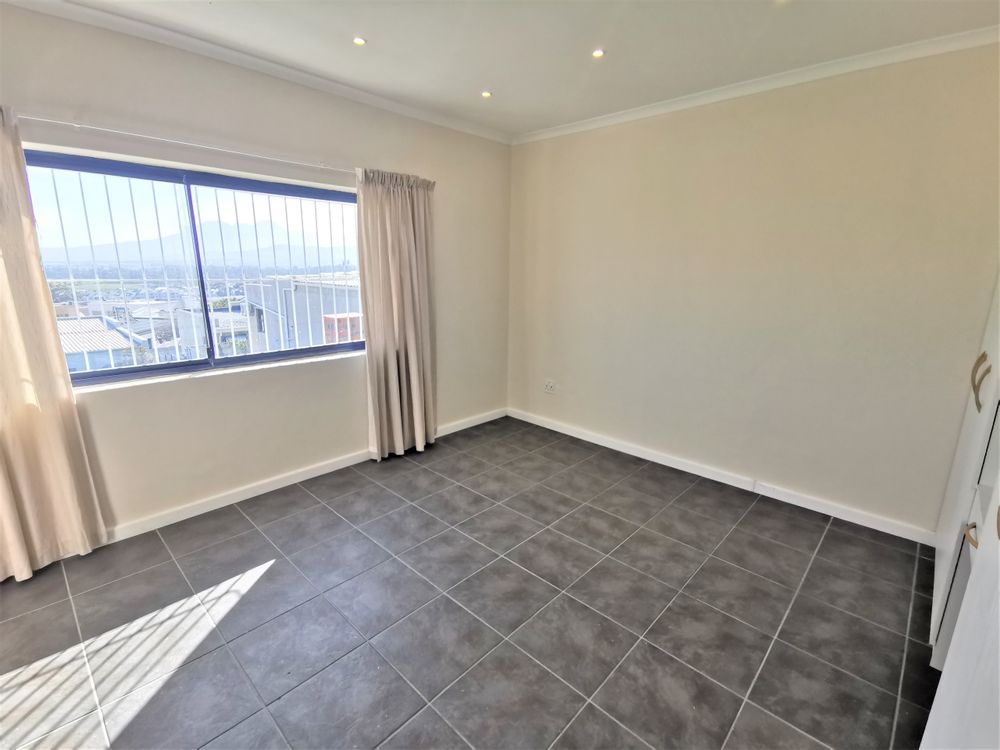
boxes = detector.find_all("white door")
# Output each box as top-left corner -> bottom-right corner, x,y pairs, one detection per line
922,475 -> 999,747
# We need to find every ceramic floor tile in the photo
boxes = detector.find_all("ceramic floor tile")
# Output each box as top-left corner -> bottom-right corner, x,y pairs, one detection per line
542,466 -> 617,502
449,558 -> 559,635
259,504 -> 351,556
399,529 -> 497,589
230,596 -> 363,703
288,529 -> 391,591
512,594 -> 636,694
354,456 -> 420,481
0,601 -> 96,749
360,504 -> 448,554
158,505 -> 255,559
176,531 -> 315,640
202,710 -> 288,750
594,641 -> 743,749
816,530 -> 916,588
382,466 -> 455,501
619,463 -> 698,502
503,453 -> 569,482
505,528 -> 603,589
779,594 -> 905,692
552,505 -> 638,553
723,703 -> 826,750
102,648 -> 261,750
671,481 -> 757,525
326,484 -> 407,525
799,558 -> 911,634
568,559 -> 675,634
237,484 -> 318,526
892,700 -> 930,750
647,593 -> 771,695
683,557 -> 794,635
433,642 -> 584,749
372,595 -> 502,698
417,484 -> 495,524
736,502 -> 827,554
64,532 -> 171,594
74,561 -> 223,702
325,559 -> 438,637
427,452 -> 493,482
645,505 -> 733,553
299,466 -> 372,502
575,448 -> 647,482
465,440 -> 529,466
590,484 -> 663,524
456,505 -> 544,554
503,484 -> 581,525
714,530 -> 812,588
611,528 -> 706,588
535,437 -> 600,466
462,467 -> 534,502
901,640 -> 940,710
269,644 -> 423,749
552,704 -> 647,750
750,640 -> 896,750
0,562 -> 67,622
381,707 -> 468,750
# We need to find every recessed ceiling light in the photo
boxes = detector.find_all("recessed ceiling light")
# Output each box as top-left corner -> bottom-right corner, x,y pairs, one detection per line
481,90 -> 493,99
353,37 -> 367,46
592,48 -> 605,59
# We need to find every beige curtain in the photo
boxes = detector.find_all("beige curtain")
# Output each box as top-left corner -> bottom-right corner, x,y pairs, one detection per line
356,168 -> 436,459
0,107 -> 107,581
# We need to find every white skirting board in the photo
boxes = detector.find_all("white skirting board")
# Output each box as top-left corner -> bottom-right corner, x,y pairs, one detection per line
506,408 -> 936,546
106,407 -> 507,542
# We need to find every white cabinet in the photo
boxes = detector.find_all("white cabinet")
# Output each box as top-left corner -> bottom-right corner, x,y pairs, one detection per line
932,283 -> 998,660
922,482 -> 999,749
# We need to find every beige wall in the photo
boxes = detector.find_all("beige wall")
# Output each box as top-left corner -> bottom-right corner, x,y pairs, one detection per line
0,6 -> 510,532
508,45 -> 999,532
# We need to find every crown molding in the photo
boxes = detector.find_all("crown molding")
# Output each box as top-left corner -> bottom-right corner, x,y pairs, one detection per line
512,25 -> 1000,145
10,1 -> 996,148
7,0 -> 513,144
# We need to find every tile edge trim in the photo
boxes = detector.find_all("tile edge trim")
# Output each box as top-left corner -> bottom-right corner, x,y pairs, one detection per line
105,407 -> 507,542
506,408 -> 935,545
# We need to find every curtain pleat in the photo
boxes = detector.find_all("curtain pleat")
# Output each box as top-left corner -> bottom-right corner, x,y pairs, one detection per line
0,107 -> 107,581
356,168 -> 436,459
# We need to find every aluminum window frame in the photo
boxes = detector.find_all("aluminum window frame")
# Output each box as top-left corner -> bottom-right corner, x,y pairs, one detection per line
25,150 -> 364,385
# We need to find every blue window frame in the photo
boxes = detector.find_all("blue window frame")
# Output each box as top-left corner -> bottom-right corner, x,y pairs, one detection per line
25,150 -> 364,384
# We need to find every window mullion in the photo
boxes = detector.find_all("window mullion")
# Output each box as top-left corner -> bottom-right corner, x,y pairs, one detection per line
183,181 -> 217,367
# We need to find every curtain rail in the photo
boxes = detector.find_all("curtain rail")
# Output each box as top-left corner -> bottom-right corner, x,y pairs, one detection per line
18,115 -> 357,176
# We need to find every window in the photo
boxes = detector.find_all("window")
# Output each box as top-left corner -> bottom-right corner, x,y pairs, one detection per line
25,151 -> 362,382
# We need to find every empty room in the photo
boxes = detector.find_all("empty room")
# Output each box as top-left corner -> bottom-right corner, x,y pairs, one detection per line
1,1 -> 998,749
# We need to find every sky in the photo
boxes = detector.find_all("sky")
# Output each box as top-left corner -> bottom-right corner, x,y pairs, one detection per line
26,165 -> 358,264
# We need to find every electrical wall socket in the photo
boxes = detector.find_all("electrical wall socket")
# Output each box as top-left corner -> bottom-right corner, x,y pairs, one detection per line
543,379 -> 557,394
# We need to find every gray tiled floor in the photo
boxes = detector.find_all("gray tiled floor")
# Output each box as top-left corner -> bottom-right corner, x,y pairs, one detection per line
0,416 -> 938,749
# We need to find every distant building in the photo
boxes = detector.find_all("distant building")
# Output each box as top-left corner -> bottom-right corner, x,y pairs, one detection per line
56,318 -> 137,372
244,273 -> 363,352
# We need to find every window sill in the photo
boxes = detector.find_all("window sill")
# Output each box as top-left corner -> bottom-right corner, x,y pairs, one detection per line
73,347 -> 366,394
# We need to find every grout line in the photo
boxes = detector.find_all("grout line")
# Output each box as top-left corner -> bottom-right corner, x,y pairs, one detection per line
546,490 -> 765,749
57,561 -> 113,750
718,516 -> 834,749
0,595 -> 73,626
17,421 -> 926,750
738,701 -> 836,750
294,444 -> 673,746
889,554 -> 921,749
152,527 -> 285,749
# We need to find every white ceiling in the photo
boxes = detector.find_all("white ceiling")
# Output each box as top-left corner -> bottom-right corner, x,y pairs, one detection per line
24,0 -> 1000,141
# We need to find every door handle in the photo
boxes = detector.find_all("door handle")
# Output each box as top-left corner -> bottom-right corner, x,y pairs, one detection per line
964,522 -> 979,550
971,352 -> 991,413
